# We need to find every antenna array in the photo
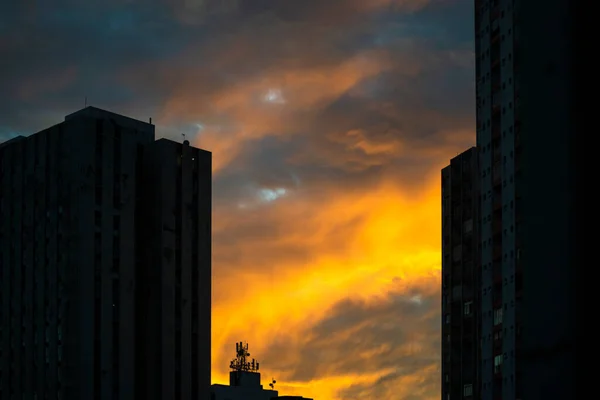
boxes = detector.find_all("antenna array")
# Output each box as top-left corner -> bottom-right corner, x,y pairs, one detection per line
229,342 -> 260,373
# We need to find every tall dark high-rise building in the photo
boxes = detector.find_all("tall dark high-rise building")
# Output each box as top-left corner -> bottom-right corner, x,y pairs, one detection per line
441,148 -> 480,400
136,138 -> 212,400
0,107 -> 212,400
442,0 -> 575,399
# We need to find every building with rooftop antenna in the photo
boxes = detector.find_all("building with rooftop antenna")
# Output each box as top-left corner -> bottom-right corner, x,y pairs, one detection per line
210,342 -> 315,400
210,342 -> 278,400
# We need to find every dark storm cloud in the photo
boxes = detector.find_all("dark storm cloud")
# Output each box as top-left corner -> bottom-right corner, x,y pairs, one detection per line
0,0 -> 187,134
204,38 -> 474,199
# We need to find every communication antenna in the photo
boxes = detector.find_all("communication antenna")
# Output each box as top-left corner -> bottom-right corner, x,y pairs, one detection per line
269,378 -> 277,390
229,341 -> 260,373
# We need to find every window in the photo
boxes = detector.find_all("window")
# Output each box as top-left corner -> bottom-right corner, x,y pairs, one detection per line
464,301 -> 473,316
95,188 -> 102,205
464,219 -> 473,233
494,308 -> 503,325
463,384 -> 473,397
494,354 -> 503,373
445,314 -> 451,324
453,245 -> 462,262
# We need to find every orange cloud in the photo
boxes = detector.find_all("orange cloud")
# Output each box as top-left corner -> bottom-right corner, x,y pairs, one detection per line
210,174 -> 444,399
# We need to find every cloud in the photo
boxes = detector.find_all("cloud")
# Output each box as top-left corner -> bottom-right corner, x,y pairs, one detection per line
210,177 -> 444,399
168,0 -> 433,26
0,0 -> 475,398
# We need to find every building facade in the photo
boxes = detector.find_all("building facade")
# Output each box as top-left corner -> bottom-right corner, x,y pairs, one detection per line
0,107 -> 212,400
136,138 -> 212,400
441,147 -> 480,400
475,1 -> 521,398
443,0 -> 575,399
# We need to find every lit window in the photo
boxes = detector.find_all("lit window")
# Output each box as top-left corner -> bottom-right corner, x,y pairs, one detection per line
464,301 -> 473,315
463,384 -> 473,397
494,308 -> 503,325
494,355 -> 503,373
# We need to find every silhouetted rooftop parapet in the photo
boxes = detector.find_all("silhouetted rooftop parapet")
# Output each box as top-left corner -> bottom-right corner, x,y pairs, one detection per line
0,135 -> 26,149
64,106 -> 155,133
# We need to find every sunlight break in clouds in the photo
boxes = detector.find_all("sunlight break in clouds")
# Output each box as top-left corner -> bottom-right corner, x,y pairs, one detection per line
263,88 -> 286,104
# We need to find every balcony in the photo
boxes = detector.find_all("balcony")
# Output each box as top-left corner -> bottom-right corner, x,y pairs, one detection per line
491,56 -> 500,69
493,173 -> 501,187
493,293 -> 503,309
493,222 -> 502,236
492,103 -> 500,116
493,197 -> 502,211
491,30 -> 500,44
492,126 -> 501,140
493,271 -> 502,285
493,244 -> 502,260
491,6 -> 500,20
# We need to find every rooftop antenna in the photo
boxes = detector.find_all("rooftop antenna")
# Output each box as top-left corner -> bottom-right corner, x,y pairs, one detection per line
269,378 -> 277,390
229,341 -> 260,373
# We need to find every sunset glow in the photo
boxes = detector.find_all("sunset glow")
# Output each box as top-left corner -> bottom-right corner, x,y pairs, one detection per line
1,0 -> 475,398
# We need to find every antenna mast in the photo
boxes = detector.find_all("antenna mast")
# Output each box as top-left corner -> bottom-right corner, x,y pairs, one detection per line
229,342 -> 260,373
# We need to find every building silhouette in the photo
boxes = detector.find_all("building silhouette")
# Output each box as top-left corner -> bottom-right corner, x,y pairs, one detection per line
210,342 -> 278,400
210,342 -> 314,400
443,0 -> 574,399
441,147 -> 480,400
0,107 -> 212,400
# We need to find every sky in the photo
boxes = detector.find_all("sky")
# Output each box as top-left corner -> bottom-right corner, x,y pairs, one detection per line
0,0 -> 475,398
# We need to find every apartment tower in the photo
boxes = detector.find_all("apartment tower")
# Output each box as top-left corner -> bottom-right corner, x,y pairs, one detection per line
0,107 -> 212,400
441,147 -> 480,400
443,0 -> 575,399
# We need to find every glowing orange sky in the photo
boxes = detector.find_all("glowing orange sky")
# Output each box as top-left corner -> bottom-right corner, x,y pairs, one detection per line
210,177 -> 446,399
